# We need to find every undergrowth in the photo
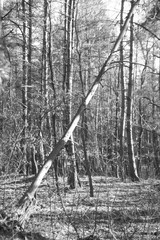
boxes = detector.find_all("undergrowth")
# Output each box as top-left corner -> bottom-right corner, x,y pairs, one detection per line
0,175 -> 160,239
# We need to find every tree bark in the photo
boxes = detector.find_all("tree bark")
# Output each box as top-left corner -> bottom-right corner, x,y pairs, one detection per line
0,0 -> 10,90
152,129 -> 160,177
15,1 -> 140,226
27,0 -> 32,130
48,0 -> 59,193
119,0 -> 126,180
63,0 -> 78,189
137,57 -> 148,176
76,16 -> 94,195
38,0 -> 48,167
81,110 -> 94,197
126,1 -> 139,182
27,0 -> 35,175
21,0 -> 28,174
0,0 -> 10,165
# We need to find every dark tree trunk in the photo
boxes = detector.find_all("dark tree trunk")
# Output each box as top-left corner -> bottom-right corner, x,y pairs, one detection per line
152,130 -> 160,177
81,111 -> 94,197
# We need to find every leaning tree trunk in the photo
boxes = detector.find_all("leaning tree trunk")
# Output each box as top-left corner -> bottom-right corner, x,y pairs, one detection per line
13,1 -> 140,226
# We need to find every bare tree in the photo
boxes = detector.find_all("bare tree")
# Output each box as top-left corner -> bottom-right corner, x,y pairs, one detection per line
0,0 -> 10,141
119,0 -> 126,180
126,0 -> 139,181
63,0 -> 78,189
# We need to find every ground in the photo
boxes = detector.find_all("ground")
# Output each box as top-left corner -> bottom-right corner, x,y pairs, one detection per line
0,173 -> 160,240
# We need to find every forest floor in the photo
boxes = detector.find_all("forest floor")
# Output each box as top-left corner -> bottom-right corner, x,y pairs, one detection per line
0,174 -> 160,240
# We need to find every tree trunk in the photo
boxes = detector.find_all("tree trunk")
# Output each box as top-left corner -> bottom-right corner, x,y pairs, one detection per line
27,0 -> 35,175
14,1 -> 139,226
137,57 -> 148,176
38,0 -> 48,168
119,0 -> 126,180
48,0 -> 59,193
114,84 -> 119,177
0,0 -> 3,138
0,0 -> 10,174
0,0 -> 4,92
137,98 -> 143,176
81,111 -> 94,197
152,129 -> 160,177
0,0 -> 10,90
63,0 -> 78,189
27,0 -> 32,130
76,19 -> 94,194
126,1 -> 139,182
152,130 -> 160,177
21,0 -> 28,175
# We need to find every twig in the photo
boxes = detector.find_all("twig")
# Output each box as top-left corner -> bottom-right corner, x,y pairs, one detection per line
109,229 -> 118,240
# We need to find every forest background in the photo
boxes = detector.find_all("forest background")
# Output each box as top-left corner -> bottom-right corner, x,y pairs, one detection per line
0,0 -> 159,212
0,0 -> 160,239
0,0 -> 159,184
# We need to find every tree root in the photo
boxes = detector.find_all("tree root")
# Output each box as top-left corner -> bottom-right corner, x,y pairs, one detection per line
0,198 -> 47,240
0,194 -> 37,232
16,194 -> 37,227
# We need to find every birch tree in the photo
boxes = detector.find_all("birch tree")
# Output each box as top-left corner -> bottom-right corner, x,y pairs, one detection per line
126,0 -> 139,181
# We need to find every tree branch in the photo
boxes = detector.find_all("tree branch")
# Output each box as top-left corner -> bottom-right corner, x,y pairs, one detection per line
134,22 -> 160,41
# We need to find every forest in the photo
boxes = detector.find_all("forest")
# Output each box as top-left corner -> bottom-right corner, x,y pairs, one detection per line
0,0 -> 160,239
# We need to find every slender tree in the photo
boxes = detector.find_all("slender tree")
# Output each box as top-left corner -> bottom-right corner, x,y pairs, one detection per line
21,0 -> 28,174
39,0 -> 48,167
126,0 -> 139,181
0,0 -> 10,140
27,0 -> 38,175
119,0 -> 126,180
62,0 -> 78,189
48,0 -> 59,192
152,129 -> 160,177
0,0 -> 4,143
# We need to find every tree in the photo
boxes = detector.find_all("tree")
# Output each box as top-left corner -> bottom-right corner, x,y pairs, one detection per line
27,0 -> 38,175
126,0 -> 139,181
62,0 -> 78,189
0,0 -> 10,162
119,0 -> 126,180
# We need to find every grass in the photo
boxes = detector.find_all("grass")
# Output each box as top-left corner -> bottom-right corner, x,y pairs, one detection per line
0,174 -> 160,239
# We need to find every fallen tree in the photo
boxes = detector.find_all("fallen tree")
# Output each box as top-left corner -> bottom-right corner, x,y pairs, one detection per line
9,0 -> 140,227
